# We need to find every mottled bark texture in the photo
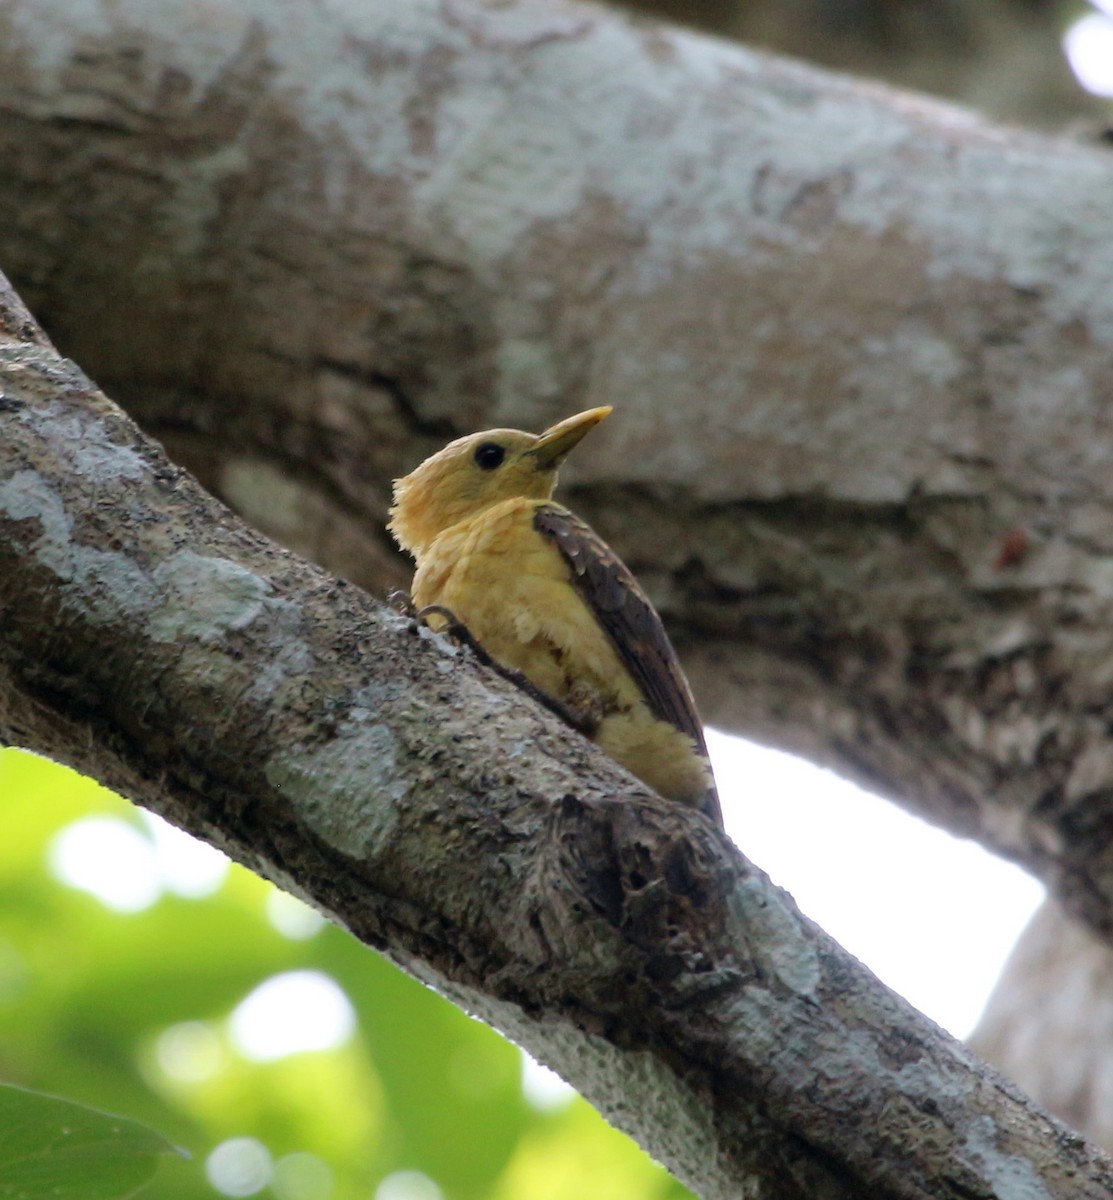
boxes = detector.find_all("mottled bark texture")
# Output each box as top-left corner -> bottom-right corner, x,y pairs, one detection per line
3,268 -> 1112,1200
4,0 -> 1113,931
972,900 -> 1113,1152
3,0 -> 1113,1168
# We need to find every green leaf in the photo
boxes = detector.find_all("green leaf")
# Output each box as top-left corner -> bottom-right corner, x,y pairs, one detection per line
0,1082 -> 183,1200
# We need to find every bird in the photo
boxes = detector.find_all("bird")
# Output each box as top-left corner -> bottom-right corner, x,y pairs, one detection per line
388,407 -> 722,827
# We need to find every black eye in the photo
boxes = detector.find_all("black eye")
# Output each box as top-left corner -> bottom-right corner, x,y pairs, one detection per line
473,442 -> 506,471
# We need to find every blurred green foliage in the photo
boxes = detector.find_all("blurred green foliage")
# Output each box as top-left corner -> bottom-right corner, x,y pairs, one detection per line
0,749 -> 693,1200
0,1080 -> 182,1199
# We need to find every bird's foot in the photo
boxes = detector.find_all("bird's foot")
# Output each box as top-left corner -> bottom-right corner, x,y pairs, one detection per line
391,594 -> 473,645
392,594 -> 474,651
415,603 -> 476,644
388,589 -> 417,618
406,603 -> 595,737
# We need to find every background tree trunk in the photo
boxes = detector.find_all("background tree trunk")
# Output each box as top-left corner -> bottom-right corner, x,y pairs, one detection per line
606,0 -> 1103,127
4,266 -> 1113,1200
3,0 -> 1113,1161
971,899 -> 1113,1151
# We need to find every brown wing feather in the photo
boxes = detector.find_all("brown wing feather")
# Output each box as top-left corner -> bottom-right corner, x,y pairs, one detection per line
534,504 -> 720,817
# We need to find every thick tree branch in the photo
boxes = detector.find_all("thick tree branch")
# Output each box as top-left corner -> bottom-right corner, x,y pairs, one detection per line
9,0 -> 1113,1161
4,0 -> 1113,939
972,899 -> 1113,1153
3,277 -> 1111,1198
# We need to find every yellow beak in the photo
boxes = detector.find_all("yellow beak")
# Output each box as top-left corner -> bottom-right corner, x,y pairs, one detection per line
529,406 -> 612,470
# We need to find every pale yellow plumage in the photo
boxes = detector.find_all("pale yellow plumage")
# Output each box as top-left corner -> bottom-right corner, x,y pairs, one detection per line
389,408 -> 720,824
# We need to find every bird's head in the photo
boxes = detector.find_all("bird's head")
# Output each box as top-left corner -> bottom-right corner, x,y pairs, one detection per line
389,406 -> 611,557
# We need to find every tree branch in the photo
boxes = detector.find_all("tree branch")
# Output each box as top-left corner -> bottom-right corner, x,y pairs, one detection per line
4,2 -> 1113,933
972,898 -> 1113,1153
3,276 -> 1112,1197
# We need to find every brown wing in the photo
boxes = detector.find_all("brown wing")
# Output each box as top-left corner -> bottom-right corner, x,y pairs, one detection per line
534,503 -> 721,823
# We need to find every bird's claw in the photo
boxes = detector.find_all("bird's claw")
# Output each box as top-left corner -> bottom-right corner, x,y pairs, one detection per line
388,589 -> 417,618
390,594 -> 477,647
407,603 -> 595,737
406,603 -> 491,662
416,604 -> 479,646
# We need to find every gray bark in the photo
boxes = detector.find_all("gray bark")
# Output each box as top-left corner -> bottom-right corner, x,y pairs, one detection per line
4,0 -> 1113,1165
972,900 -> 1113,1152
2,267 -> 1111,1200
4,0 -> 1113,934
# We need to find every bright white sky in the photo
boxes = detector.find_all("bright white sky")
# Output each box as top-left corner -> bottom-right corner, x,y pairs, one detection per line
1065,7 -> 1113,96
707,732 -> 1044,1039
